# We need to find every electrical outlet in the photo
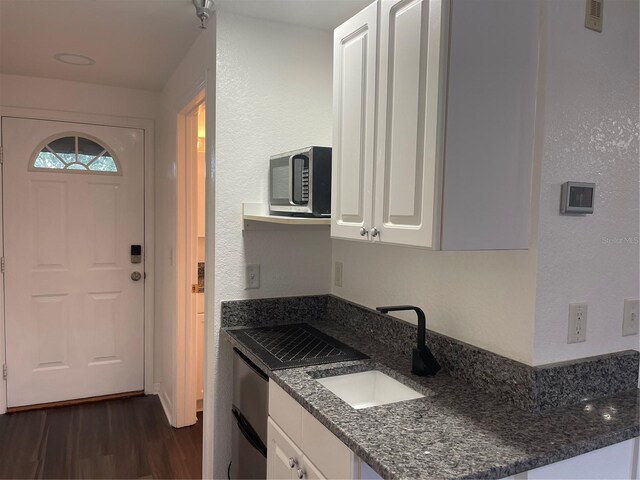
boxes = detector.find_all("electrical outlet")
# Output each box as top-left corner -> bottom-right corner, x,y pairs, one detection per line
334,262 -> 343,288
568,303 -> 587,343
622,299 -> 639,336
245,264 -> 260,289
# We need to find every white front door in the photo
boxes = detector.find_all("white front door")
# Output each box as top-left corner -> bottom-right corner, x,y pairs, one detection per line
2,117 -> 145,408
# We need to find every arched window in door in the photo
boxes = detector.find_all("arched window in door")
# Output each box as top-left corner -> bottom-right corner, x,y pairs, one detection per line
31,134 -> 121,174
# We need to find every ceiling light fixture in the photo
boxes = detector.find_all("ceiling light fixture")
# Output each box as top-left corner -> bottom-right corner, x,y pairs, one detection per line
192,0 -> 214,29
53,53 -> 96,66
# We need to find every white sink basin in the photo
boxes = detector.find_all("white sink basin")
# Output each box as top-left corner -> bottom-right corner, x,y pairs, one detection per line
316,370 -> 424,409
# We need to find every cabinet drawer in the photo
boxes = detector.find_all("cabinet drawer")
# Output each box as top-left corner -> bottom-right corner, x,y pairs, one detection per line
269,381 -> 303,446
302,408 -> 353,480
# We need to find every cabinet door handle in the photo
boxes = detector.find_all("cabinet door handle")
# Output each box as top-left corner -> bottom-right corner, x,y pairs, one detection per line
297,468 -> 306,479
359,227 -> 368,236
371,227 -> 379,238
288,458 -> 297,469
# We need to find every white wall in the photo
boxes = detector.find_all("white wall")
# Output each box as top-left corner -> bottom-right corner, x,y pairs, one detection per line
532,0 -> 639,364
212,12 -> 333,477
0,74 -> 159,119
332,243 -> 538,364
154,24 -> 215,431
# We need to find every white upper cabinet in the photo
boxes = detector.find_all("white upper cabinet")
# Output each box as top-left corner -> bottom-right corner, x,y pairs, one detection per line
332,0 -> 538,250
331,1 -> 378,241
373,0 -> 448,248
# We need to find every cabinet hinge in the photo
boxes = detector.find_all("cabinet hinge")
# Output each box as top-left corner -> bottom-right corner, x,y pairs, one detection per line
2,364 -> 6,381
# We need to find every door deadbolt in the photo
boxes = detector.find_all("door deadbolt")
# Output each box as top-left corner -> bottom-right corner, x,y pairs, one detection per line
131,245 -> 142,264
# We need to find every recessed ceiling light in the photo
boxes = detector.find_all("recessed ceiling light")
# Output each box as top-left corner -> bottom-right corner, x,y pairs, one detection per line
53,53 -> 96,66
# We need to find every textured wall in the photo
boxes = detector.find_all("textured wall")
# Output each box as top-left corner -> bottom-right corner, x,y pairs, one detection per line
533,0 -> 640,364
212,12 -> 333,477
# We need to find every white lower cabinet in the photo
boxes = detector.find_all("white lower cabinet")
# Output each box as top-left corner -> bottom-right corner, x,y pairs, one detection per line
267,418 -> 326,480
268,382 -> 375,480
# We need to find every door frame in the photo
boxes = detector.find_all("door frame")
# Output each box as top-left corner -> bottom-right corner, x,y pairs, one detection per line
0,106 -> 156,414
175,87 -> 205,428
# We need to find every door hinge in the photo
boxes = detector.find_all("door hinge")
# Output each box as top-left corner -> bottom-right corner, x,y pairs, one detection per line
0,257 -> 4,274
0,146 -> 3,164
2,364 -> 6,381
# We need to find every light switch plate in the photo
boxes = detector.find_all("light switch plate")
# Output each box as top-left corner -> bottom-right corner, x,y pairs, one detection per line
568,303 -> 587,343
622,299 -> 639,336
245,264 -> 260,289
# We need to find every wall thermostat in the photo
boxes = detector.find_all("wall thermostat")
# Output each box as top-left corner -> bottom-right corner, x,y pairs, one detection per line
560,182 -> 595,214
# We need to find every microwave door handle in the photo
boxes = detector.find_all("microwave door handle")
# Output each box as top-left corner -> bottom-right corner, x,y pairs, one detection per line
288,155 -> 294,204
290,154 -> 309,205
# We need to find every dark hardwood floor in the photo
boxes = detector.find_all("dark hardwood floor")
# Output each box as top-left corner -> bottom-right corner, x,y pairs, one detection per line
0,395 -> 203,479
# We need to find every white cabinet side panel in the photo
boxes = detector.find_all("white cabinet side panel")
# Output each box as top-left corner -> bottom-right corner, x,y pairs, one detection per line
441,0 -> 539,250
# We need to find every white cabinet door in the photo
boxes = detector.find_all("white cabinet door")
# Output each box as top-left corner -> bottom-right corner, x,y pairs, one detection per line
301,408 -> 353,479
373,0 -> 449,248
331,1 -> 378,241
267,418 -> 303,480
300,455 -> 326,480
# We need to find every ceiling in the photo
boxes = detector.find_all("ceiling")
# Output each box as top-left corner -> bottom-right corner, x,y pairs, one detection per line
0,0 -> 372,92
215,0 -> 372,31
0,0 -> 202,91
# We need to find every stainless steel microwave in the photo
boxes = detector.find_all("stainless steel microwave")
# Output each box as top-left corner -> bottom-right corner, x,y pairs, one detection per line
268,147 -> 332,217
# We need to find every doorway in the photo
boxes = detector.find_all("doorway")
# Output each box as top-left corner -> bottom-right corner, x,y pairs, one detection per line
2,117 -> 145,409
175,93 -> 206,427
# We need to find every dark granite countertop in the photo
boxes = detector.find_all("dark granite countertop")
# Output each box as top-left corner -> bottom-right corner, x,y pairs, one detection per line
223,318 -> 639,480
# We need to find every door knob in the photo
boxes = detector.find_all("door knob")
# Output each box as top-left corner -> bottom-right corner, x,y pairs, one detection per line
359,227 -> 368,236
131,271 -> 142,281
297,468 -> 306,479
371,227 -> 379,238
288,458 -> 297,469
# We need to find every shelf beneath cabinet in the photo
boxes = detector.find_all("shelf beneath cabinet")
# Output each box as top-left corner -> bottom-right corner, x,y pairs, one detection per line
242,203 -> 330,231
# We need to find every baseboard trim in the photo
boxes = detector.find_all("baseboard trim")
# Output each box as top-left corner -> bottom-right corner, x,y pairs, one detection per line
6,390 -> 145,413
159,389 -> 174,426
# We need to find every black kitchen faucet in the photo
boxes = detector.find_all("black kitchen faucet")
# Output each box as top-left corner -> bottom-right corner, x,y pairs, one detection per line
376,305 -> 441,377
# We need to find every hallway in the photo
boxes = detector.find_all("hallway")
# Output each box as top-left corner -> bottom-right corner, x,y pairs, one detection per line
0,395 -> 203,479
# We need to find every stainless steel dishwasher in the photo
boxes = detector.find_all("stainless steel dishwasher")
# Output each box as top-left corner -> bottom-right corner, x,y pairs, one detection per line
230,348 -> 268,479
